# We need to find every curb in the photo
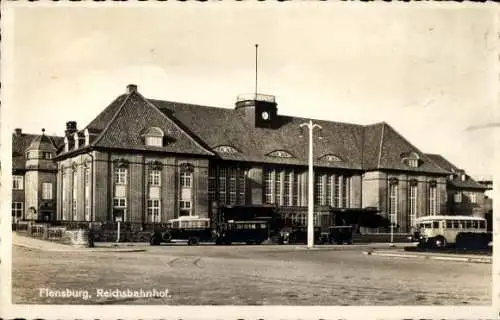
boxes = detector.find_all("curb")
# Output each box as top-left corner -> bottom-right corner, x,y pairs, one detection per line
14,242 -> 147,253
363,250 -> 492,264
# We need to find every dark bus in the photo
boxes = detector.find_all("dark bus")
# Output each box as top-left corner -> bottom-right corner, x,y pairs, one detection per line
214,220 -> 269,245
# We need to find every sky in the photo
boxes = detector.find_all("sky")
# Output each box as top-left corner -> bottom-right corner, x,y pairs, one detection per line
4,4 -> 498,178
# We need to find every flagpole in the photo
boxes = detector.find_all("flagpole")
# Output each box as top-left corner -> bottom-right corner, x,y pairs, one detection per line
255,44 -> 258,98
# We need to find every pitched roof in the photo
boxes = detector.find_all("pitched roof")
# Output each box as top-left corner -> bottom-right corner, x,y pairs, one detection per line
65,91 -> 213,157
426,153 -> 487,190
12,133 -> 64,171
57,86 -> 452,175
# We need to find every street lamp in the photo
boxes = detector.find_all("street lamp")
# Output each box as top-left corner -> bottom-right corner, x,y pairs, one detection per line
300,120 -> 322,249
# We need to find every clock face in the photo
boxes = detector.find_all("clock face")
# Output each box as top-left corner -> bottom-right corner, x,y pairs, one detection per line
261,111 -> 269,120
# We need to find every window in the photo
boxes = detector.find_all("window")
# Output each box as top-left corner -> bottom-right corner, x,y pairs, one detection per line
208,166 -> 217,203
409,184 -> 417,228
238,168 -> 246,205
446,221 -> 453,229
214,145 -> 238,154
283,171 -> 291,206
12,202 -> 23,220
334,176 -> 341,207
148,170 -> 161,186
432,221 -> 439,229
342,177 -> 350,208
114,168 -> 128,185
147,199 -> 161,222
470,192 -> 478,204
267,150 -> 293,158
13,175 -> 24,190
454,192 -> 462,203
219,167 -> 227,203
145,136 -> 163,147
84,168 -> 90,221
229,167 -> 237,204
62,171 -> 67,220
72,169 -> 78,220
180,171 -> 192,188
42,182 -> 53,200
113,198 -> 127,207
479,221 -> 486,229
43,152 -> 53,159
293,171 -> 299,206
84,129 -> 90,146
263,169 -> 274,204
321,154 -> 342,162
429,185 -> 437,215
144,127 -> 164,147
407,159 -> 418,168
179,200 -> 192,216
314,173 -> 325,205
389,182 -> 398,229
275,171 -> 282,205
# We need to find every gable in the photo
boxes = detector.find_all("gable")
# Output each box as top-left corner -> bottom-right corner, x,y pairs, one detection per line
91,92 -> 213,156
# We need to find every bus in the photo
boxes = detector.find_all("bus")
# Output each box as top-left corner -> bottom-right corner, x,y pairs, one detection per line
411,215 -> 489,248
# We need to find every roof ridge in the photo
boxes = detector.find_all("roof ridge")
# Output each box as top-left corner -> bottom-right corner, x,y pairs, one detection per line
137,93 -> 215,156
91,93 -> 132,147
376,122 -> 385,168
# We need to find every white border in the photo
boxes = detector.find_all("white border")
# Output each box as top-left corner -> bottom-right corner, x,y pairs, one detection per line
1,2 -> 498,319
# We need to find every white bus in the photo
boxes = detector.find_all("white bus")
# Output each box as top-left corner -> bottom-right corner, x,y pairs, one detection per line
412,215 -> 488,248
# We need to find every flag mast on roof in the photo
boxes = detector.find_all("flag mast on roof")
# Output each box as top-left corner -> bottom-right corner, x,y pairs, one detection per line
255,43 -> 259,98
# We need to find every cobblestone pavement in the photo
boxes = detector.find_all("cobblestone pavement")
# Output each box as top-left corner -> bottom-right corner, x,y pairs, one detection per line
12,244 -> 491,305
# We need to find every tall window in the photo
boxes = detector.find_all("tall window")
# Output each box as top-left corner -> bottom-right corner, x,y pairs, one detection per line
238,168 -> 246,204
62,171 -> 67,220
454,192 -> 462,203
179,169 -> 193,216
429,184 -> 437,216
342,177 -> 350,208
264,169 -> 274,204
293,172 -> 299,206
283,171 -> 291,206
409,183 -> 417,228
334,176 -> 341,207
228,167 -> 237,204
148,170 -> 161,186
42,182 -> 53,200
72,169 -> 78,220
314,173 -> 325,205
389,182 -> 399,230
218,167 -> 227,203
326,175 -> 334,206
12,202 -> 23,221
275,171 -> 282,205
84,168 -> 90,221
114,168 -> 128,185
147,199 -> 161,222
208,166 -> 217,203
470,192 -> 478,204
13,175 -> 23,190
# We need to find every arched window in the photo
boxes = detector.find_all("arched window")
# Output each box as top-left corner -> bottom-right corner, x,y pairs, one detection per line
214,145 -> 239,154
319,154 -> 343,162
267,150 -> 293,158
401,151 -> 420,168
143,127 -> 164,147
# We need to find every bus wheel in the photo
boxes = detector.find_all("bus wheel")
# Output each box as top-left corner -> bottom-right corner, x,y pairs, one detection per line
150,236 -> 160,246
434,236 -> 447,248
188,237 -> 199,246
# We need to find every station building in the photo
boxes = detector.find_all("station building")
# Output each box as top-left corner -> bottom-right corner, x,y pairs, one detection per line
11,84 -> 489,233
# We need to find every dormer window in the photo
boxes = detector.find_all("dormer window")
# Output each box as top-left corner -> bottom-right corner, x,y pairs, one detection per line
267,150 -> 293,158
320,154 -> 343,162
214,145 -> 239,154
461,174 -> 467,181
84,128 -> 90,146
401,152 -> 420,168
73,132 -> 79,149
143,127 -> 164,147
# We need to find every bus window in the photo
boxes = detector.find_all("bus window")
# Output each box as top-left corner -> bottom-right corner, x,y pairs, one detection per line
432,221 -> 439,229
465,221 -> 472,229
472,220 -> 478,229
479,221 -> 486,229
452,220 -> 459,229
446,221 -> 453,228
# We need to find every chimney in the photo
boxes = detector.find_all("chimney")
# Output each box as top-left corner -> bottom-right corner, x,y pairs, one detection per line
127,84 -> 138,94
14,128 -> 22,136
65,121 -> 77,137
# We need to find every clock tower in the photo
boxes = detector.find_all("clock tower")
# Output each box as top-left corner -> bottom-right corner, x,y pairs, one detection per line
235,93 -> 278,128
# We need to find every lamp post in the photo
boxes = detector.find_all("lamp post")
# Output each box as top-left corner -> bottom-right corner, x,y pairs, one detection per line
300,120 -> 322,249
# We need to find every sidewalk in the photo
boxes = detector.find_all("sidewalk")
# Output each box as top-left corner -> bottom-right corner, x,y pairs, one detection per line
363,249 -> 492,264
12,233 -> 147,252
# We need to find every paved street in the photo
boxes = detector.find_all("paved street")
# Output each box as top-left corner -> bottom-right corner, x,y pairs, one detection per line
12,244 -> 491,305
